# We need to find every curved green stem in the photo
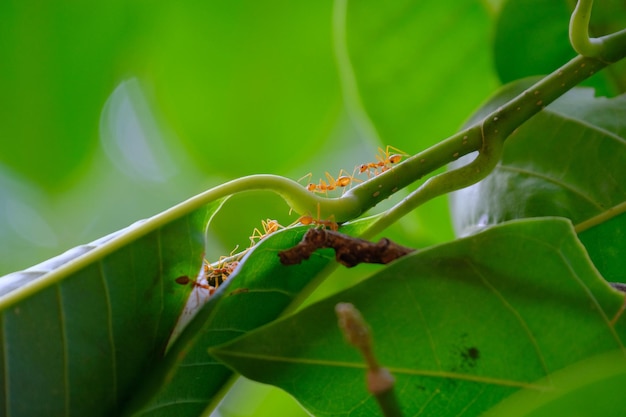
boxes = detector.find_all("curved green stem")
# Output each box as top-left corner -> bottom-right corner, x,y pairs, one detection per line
152,0 -> 626,240
360,124 -> 502,240
569,0 -> 626,62
168,174 -> 362,222
570,0 -> 604,57
358,31 -> 626,238
338,9 -> 626,232
170,0 -> 626,234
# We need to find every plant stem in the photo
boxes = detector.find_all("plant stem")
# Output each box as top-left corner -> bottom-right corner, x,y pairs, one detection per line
61,2 -> 626,282
570,0 -> 604,57
113,7 -> 626,237
356,27 -> 626,238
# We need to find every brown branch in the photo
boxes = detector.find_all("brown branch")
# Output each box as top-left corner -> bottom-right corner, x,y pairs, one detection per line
278,228 -> 415,268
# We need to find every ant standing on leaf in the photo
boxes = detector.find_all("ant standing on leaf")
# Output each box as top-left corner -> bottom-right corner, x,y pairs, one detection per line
175,275 -> 212,291
205,258 -> 239,289
358,145 -> 408,177
174,274 -> 215,314
204,246 -> 241,290
175,246 -> 242,297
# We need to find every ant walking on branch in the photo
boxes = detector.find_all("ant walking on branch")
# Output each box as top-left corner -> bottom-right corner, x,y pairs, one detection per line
358,145 -> 408,177
299,168 -> 361,195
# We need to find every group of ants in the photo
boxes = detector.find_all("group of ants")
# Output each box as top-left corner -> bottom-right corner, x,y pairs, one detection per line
176,145 -> 407,297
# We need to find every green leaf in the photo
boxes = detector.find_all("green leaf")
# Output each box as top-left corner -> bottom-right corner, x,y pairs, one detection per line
450,86 -> 626,236
0,1 -> 130,188
450,84 -> 626,283
578,210 -> 626,284
143,1 -> 341,177
493,0 -> 573,83
122,218 -> 377,417
483,350 -> 626,416
345,0 -> 496,149
492,0 -> 626,96
0,196 -> 226,417
211,218 -> 626,416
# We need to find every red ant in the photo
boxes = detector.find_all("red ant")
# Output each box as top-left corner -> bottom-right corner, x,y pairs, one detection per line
249,219 -> 283,247
292,203 -> 339,231
297,215 -> 338,231
299,169 -> 361,195
358,145 -> 408,177
175,275 -> 216,296
205,257 -> 239,288
175,246 -> 242,297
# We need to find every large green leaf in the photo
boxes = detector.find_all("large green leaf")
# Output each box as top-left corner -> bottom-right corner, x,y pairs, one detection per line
143,1 -> 341,177
494,0 -> 573,83
211,218 -> 626,416
0,196 -> 226,416
122,218 -> 377,417
449,85 -> 626,281
345,0 -> 496,149
452,90 -> 626,233
483,349 -> 626,416
0,1 -> 130,188
493,0 -> 626,96
578,210 -> 626,284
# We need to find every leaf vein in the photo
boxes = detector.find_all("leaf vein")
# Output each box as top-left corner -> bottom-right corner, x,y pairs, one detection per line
55,285 -> 70,416
214,351 -> 550,390
466,260 -> 552,382
556,249 -> 626,353
405,280 -> 443,370
497,165 -> 605,211
98,261 -> 118,407
546,108 -> 626,146
2,313 -> 9,417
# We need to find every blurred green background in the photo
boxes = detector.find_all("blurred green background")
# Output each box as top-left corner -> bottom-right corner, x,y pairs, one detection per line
3,0 -> 625,414
0,0 -> 504,277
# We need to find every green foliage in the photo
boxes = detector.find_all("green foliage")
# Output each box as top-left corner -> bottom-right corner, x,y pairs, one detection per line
212,218 -> 626,416
450,84 -> 626,284
1,1 -> 626,416
494,0 -> 626,95
344,0 -> 495,147
123,219 -> 375,416
483,350 -> 626,416
0,2 -> 129,188
0,198 -> 221,416
450,85 -> 626,233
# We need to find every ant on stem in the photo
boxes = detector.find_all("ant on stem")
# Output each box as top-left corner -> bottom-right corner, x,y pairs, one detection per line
299,169 -> 361,195
358,145 -> 408,177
